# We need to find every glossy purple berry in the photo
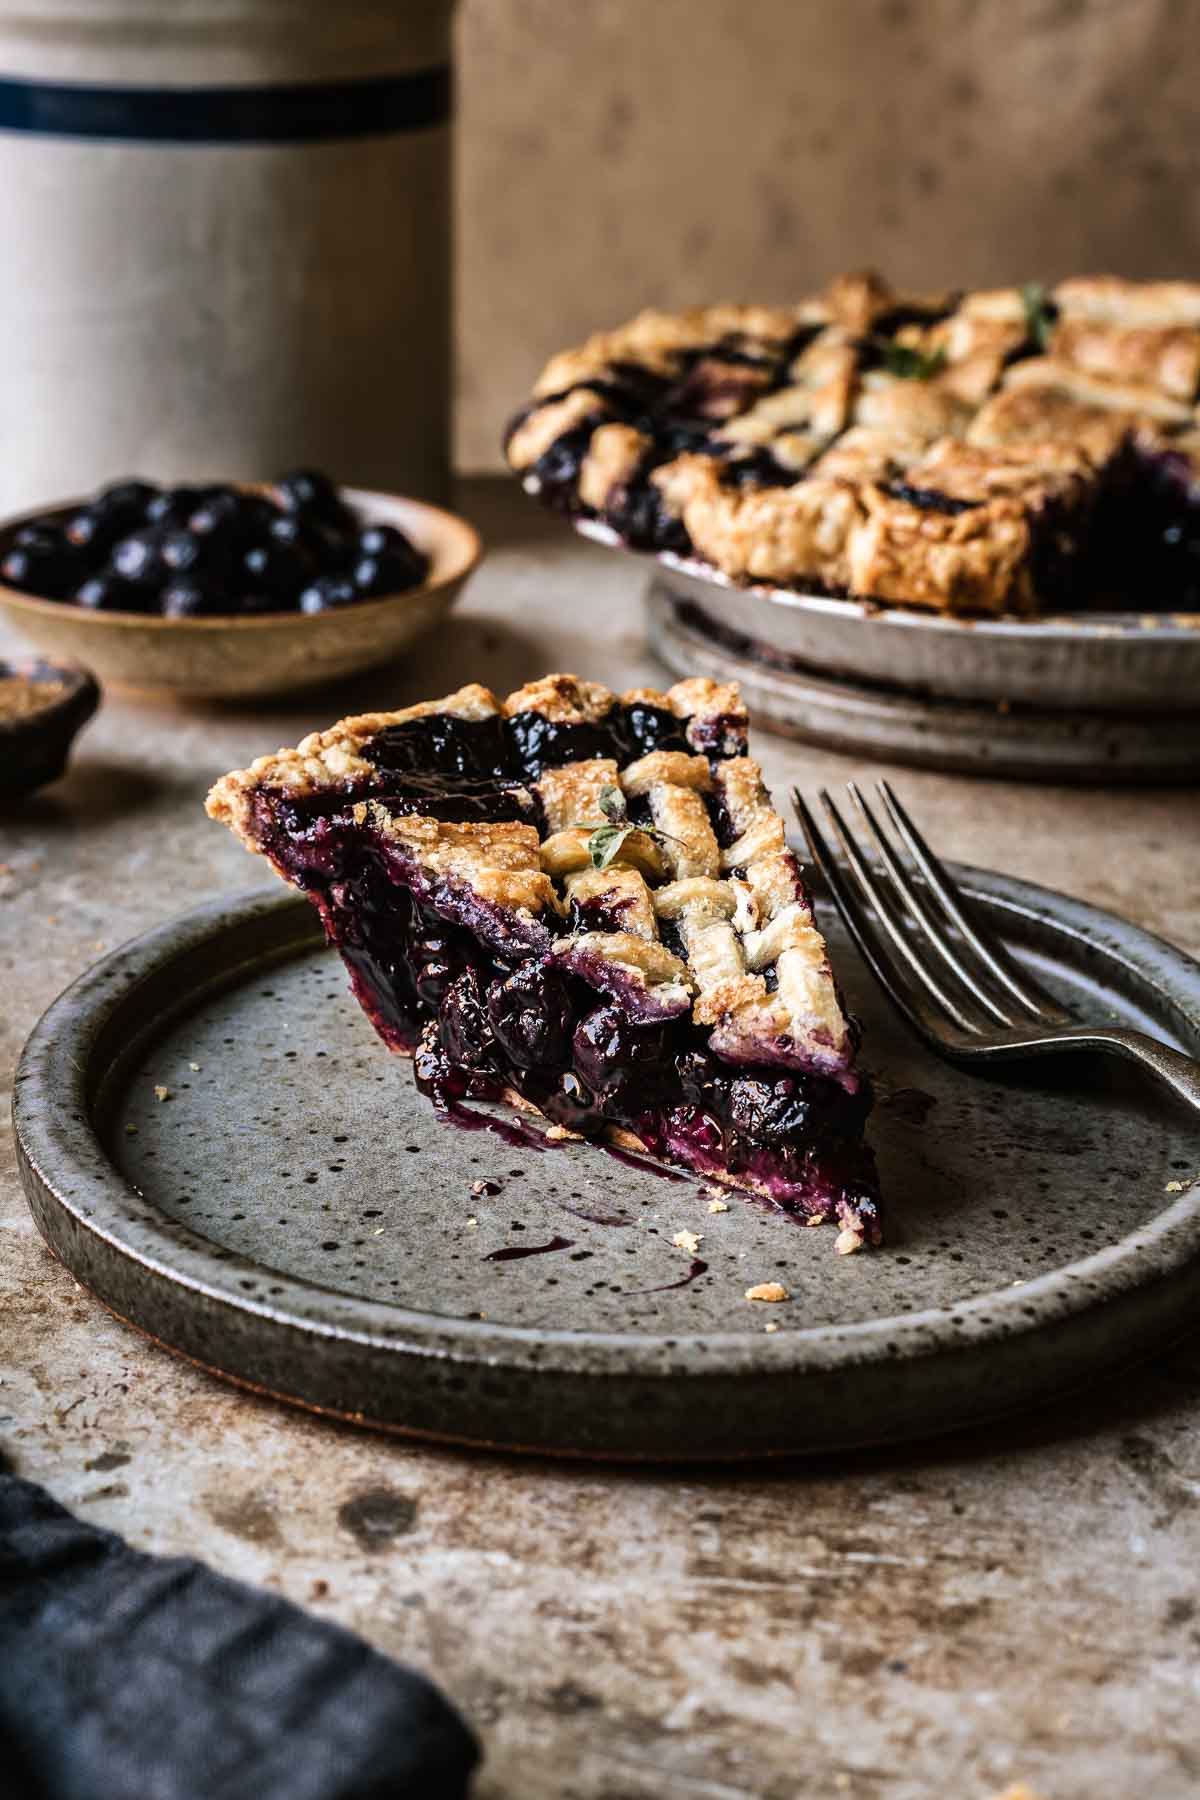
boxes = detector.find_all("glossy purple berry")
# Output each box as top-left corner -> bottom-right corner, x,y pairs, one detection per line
75,573 -> 149,612
298,575 -> 358,613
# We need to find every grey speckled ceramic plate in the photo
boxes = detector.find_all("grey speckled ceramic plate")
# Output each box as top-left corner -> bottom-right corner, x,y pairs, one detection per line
13,870 -> 1200,1459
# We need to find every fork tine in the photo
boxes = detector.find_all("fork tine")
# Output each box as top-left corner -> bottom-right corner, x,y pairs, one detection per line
817,789 -> 988,1037
847,782 -> 1019,1029
876,780 -> 1066,1022
792,790 -> 952,1045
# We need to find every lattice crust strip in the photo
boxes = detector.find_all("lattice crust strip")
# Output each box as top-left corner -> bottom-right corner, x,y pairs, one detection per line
536,751 -> 852,1076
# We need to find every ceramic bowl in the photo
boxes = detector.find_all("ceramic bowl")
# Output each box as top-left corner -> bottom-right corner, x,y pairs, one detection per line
0,655 -> 100,804
0,487 -> 481,701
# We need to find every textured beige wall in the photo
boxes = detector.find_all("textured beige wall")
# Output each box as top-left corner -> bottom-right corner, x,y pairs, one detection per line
456,0 -> 1200,468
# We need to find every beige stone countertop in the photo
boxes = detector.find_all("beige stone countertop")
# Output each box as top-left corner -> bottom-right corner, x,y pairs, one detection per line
2,481 -> 1199,1800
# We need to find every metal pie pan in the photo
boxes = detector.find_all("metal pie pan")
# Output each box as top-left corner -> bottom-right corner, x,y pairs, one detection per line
572,517 -> 1200,712
648,586 -> 1200,782
12,877 -> 1200,1460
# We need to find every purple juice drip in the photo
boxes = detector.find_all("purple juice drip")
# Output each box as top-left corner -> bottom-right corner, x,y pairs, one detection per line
627,1258 -> 708,1295
445,1101 -> 551,1151
602,1142 -> 691,1183
554,1198 -> 634,1227
484,1235 -> 575,1263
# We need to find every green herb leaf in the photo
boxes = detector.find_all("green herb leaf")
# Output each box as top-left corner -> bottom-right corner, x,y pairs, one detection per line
597,783 -> 627,822
1020,282 -> 1056,351
588,822 -> 639,869
876,339 -> 947,381
570,789 -> 684,870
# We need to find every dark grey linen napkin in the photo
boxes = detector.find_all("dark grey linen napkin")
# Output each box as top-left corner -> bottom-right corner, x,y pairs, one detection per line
0,1473 -> 478,1799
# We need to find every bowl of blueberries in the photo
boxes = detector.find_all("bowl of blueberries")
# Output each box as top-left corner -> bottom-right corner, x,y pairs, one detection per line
0,470 -> 480,699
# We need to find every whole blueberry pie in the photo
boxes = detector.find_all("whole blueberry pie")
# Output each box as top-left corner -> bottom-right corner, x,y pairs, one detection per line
208,673 -> 881,1251
504,270 -> 1200,615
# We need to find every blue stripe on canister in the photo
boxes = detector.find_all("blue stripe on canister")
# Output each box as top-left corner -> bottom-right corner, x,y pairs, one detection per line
0,66 -> 451,143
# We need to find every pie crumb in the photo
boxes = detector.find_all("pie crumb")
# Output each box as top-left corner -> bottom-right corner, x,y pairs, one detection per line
1166,1179 -> 1186,1193
188,1061 -> 202,1072
465,1216 -> 479,1230
153,1085 -> 171,1103
546,1123 -> 584,1142
672,1230 -> 702,1254
835,1227 -> 865,1256
745,1281 -> 789,1303
764,1321 -> 779,1333
706,1198 -> 730,1214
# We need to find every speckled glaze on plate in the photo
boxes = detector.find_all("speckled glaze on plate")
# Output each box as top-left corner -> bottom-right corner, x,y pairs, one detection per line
12,869 -> 1200,1459
570,516 -> 1200,713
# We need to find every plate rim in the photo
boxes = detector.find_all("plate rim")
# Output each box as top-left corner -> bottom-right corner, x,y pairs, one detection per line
13,872 -> 1200,1386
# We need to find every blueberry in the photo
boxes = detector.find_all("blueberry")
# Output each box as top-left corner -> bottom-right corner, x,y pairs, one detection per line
357,522 -> 416,560
97,478 -> 158,515
75,573 -> 150,612
241,540 -> 310,598
160,529 -> 209,576
267,513 -> 309,553
160,579 -> 229,618
145,485 -> 211,527
276,468 -> 355,533
352,548 -> 427,597
109,528 -> 169,586
187,492 -> 243,541
437,969 -> 497,1072
65,505 -> 123,557
487,964 -> 574,1069
726,1073 -> 820,1143
572,1005 -> 665,1092
1,539 -> 83,599
14,523 -> 63,553
298,575 -> 359,613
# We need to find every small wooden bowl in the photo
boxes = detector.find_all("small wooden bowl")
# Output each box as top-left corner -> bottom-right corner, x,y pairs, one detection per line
0,656 -> 100,804
0,487 -> 481,701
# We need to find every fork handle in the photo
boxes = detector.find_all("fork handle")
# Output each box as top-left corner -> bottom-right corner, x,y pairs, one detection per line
1051,1026 -> 1200,1118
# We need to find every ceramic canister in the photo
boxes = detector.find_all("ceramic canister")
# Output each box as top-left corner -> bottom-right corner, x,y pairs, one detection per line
0,0 -> 457,513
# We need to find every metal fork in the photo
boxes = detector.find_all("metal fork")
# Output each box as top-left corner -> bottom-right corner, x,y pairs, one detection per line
791,780 -> 1200,1117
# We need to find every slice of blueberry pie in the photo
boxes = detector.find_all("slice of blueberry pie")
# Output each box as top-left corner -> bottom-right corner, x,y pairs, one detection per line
505,270 -> 1200,615
208,673 -> 881,1251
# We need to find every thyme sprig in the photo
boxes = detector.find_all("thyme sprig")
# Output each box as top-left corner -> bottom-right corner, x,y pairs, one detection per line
1020,282 -> 1056,351
574,784 -> 682,870
872,338 -> 947,381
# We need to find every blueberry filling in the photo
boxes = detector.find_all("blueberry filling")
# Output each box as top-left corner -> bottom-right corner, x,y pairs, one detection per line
716,448 -> 801,491
529,418 -> 611,510
883,483 -> 981,517
604,468 -> 692,555
362,699 -> 694,790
